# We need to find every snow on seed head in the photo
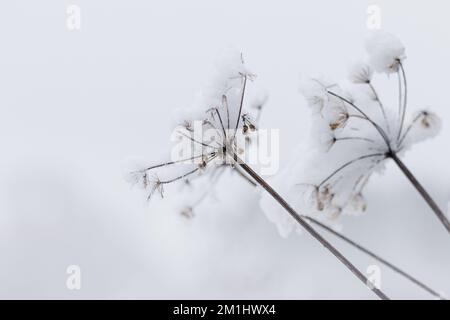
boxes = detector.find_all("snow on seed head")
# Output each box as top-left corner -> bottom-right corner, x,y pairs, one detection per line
261,32 -> 440,237
365,31 -> 406,74
400,109 -> 442,148
349,62 -> 373,84
127,50 -> 266,216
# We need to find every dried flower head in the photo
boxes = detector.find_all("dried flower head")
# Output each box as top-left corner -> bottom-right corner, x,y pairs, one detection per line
365,30 -> 406,74
261,32 -> 442,237
349,62 -> 373,84
125,50 -> 267,216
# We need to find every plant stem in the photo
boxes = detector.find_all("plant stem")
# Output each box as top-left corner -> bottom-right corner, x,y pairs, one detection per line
235,166 -> 441,298
230,156 -> 441,299
390,152 -> 450,234
303,216 -> 444,299
233,154 -> 389,300
230,157 -> 445,300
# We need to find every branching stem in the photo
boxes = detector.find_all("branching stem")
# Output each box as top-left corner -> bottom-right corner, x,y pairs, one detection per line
233,75 -> 248,142
397,62 -> 408,141
318,153 -> 385,188
327,91 -> 391,151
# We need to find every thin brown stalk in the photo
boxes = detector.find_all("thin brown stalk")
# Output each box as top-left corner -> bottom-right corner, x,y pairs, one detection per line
397,62 -> 408,141
327,91 -> 391,150
303,216 -> 444,299
232,153 -> 389,300
318,153 -> 385,188
390,152 -> 450,234
368,82 -> 391,134
238,166 -> 442,298
233,76 -> 248,142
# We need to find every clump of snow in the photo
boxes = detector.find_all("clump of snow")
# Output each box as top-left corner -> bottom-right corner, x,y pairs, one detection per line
365,31 -> 406,74
123,157 -> 152,189
400,110 -> 441,147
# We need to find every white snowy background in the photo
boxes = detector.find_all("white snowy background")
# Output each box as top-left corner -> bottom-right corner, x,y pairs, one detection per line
1,0 -> 449,299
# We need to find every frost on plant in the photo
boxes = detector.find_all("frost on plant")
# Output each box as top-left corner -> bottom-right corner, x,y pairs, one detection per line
125,50 -> 266,216
261,31 -> 441,237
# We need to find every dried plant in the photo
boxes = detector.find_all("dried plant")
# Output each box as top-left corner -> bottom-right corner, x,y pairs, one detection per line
125,48 -> 450,300
125,51 -> 263,214
262,31 -> 449,238
127,40 -> 448,299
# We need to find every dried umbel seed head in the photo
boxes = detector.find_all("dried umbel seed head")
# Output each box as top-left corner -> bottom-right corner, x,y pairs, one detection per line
296,184 -> 323,212
310,186 -> 321,211
318,132 -> 337,152
416,110 -> 441,132
148,176 -> 164,200
198,160 -> 207,169
349,62 -> 373,84
300,78 -> 338,113
349,193 -> 367,213
329,111 -> 350,131
328,206 -> 343,221
365,31 -> 406,74
329,122 -> 341,131
317,200 -> 325,212
420,111 -> 431,128
125,170 -> 148,189
241,114 -> 257,135
126,49 -> 267,210
318,185 -> 334,207
261,32 -> 441,238
400,109 -> 441,146
181,206 -> 194,219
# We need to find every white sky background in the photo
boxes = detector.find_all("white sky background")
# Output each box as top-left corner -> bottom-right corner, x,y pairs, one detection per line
0,0 -> 450,299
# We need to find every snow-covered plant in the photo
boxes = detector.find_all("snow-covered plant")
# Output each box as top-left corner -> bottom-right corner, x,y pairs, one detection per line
125,51 -> 265,216
125,50 -> 396,299
261,31 -> 449,237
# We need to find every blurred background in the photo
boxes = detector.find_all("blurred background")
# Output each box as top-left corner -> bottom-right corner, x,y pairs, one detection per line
1,0 -> 449,299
